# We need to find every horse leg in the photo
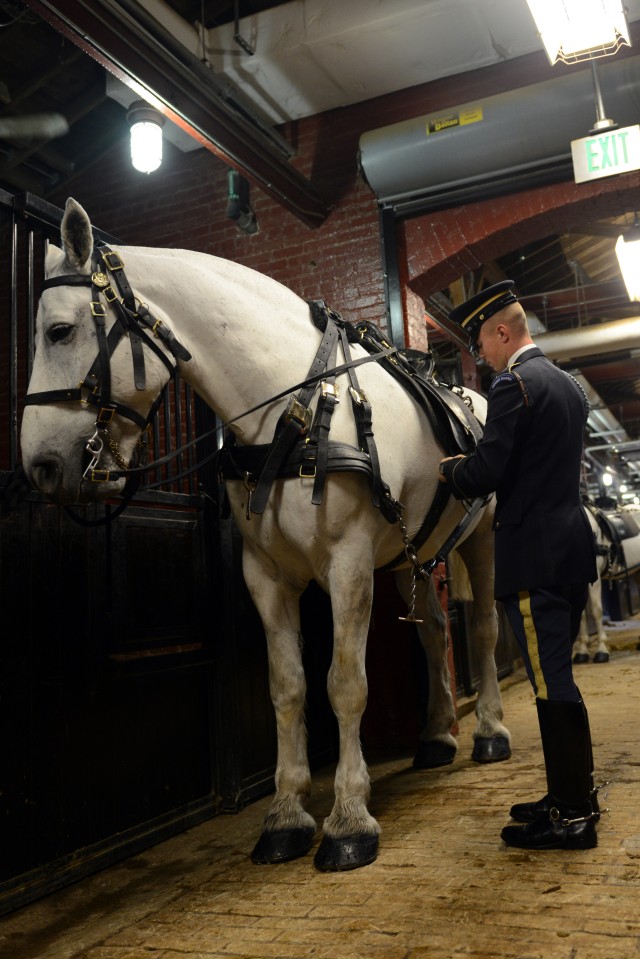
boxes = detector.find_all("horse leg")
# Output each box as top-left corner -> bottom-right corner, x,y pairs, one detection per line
395,568 -> 459,769
313,563 -> 380,872
241,544 -> 316,865
572,610 -> 591,664
454,511 -> 511,764
589,582 -> 610,664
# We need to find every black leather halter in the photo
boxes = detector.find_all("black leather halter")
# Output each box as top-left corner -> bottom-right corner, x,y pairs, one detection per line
25,243 -> 191,483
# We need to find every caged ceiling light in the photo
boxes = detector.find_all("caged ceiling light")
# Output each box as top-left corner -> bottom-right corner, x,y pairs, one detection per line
127,101 -> 165,174
525,0 -> 631,65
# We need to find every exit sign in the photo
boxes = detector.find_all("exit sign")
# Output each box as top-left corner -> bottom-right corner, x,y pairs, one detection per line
572,125 -> 640,183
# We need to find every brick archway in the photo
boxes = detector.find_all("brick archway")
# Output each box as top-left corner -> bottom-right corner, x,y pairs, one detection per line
404,171 -> 640,304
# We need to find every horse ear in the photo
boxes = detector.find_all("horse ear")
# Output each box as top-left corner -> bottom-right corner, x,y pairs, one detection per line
60,197 -> 93,271
44,245 -> 65,277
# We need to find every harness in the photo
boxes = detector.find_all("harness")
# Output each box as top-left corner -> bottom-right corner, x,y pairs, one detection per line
219,300 -> 485,571
25,254 -> 485,573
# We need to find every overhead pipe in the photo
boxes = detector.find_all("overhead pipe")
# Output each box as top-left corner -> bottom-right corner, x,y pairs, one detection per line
534,316 -> 640,363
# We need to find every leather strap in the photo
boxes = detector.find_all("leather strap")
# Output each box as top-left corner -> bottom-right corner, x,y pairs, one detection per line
310,335 -> 340,505
249,318 -> 340,514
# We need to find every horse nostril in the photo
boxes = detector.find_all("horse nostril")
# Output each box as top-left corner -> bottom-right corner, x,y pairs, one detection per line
31,455 -> 63,495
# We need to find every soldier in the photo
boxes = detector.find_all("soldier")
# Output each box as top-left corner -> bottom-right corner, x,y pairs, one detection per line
439,280 -> 601,850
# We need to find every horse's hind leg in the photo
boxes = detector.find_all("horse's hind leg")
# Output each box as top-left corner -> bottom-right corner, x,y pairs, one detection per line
313,562 -> 380,872
454,509 -> 511,763
241,544 -> 316,865
395,569 -> 459,769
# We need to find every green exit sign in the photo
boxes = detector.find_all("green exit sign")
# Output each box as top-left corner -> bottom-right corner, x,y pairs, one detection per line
572,125 -> 640,183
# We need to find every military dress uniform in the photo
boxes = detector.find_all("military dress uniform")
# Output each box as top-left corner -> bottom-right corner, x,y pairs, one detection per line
440,280 -> 601,851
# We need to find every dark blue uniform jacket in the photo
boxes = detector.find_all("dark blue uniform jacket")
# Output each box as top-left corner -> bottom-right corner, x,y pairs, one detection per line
442,347 -> 598,598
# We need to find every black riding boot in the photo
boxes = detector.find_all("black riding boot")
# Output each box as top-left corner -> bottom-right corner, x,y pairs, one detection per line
508,695 -> 601,823
501,698 -> 598,850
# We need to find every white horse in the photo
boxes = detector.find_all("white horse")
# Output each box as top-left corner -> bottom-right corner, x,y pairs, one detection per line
573,504 -> 612,664
19,198 -> 510,872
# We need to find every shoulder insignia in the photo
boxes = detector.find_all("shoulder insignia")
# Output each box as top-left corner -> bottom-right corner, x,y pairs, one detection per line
489,372 -> 517,391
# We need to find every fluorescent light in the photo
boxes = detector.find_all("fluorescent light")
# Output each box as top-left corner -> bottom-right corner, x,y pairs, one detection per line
127,101 -> 165,175
616,228 -> 640,301
525,0 -> 631,65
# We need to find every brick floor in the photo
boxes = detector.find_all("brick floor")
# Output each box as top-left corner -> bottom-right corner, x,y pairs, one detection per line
2,634 -> 639,959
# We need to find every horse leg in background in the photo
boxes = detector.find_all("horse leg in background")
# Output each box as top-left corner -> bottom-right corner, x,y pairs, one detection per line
572,610 -> 591,664
313,560 -> 380,871
395,568 -> 459,769
241,543 -> 317,866
454,507 -> 511,764
573,580 -> 610,664
588,579 -> 610,663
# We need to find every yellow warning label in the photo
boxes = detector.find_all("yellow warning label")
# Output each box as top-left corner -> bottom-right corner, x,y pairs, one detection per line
427,107 -> 484,135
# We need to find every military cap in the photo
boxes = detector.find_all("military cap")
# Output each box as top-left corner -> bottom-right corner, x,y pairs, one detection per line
449,280 -> 518,347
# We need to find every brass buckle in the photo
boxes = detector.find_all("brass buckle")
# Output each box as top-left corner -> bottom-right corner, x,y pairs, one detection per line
299,463 -> 316,478
102,250 -> 124,271
89,469 -> 111,483
90,301 -> 106,317
320,381 -> 339,400
103,285 -> 118,302
349,386 -> 367,405
96,406 -> 116,425
284,396 -> 312,434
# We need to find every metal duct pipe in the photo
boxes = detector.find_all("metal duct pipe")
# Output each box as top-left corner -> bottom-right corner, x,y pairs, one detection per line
534,316 -> 640,362
359,54 -> 640,206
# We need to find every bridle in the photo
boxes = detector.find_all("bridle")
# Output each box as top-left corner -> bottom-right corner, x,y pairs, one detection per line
25,243 -> 192,492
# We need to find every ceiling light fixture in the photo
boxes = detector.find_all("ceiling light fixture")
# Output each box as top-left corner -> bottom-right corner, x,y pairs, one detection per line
525,0 -> 631,65
127,101 -> 165,174
615,216 -> 640,301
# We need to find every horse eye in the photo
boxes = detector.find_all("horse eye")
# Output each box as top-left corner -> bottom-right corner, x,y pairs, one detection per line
47,324 -> 74,344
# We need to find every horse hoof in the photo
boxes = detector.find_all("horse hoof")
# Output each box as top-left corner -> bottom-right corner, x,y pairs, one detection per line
251,826 -> 315,864
412,740 -> 456,769
471,734 -> 511,764
573,653 -> 590,664
593,651 -> 610,663
313,833 -> 379,871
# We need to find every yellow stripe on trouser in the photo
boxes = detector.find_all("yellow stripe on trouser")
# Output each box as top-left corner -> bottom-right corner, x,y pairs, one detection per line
518,590 -> 548,700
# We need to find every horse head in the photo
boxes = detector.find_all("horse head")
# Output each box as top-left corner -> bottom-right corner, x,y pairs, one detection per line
20,197 -> 183,505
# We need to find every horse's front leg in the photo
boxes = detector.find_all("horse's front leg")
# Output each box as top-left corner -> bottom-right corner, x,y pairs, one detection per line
241,542 -> 316,865
313,563 -> 379,872
395,568 -> 459,769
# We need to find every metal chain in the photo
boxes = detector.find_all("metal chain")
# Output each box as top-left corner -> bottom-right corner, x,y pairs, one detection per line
397,511 -> 426,623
